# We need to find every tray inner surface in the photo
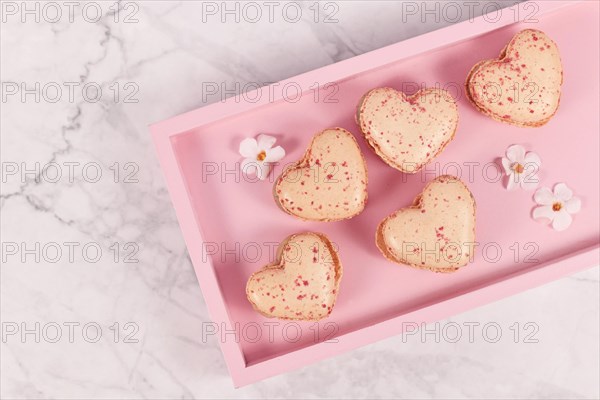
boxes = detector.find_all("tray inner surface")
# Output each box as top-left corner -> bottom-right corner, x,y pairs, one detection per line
171,2 -> 598,364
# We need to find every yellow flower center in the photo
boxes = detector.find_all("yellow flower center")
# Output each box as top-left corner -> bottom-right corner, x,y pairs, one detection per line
512,163 -> 525,174
256,150 -> 267,161
552,202 -> 562,212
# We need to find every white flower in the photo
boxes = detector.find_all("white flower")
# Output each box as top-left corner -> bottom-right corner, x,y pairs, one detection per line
239,134 -> 285,181
501,144 -> 541,190
533,183 -> 581,231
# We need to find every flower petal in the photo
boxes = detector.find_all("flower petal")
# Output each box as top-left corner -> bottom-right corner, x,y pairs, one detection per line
534,187 -> 555,205
239,138 -> 258,158
257,134 -> 277,151
240,158 -> 259,176
552,210 -> 572,231
506,144 -> 525,163
520,173 -> 540,190
533,205 -> 555,222
524,151 -> 541,167
501,157 -> 512,175
255,162 -> 271,181
264,145 -> 285,163
554,183 -> 573,201
565,197 -> 581,214
506,172 -> 520,190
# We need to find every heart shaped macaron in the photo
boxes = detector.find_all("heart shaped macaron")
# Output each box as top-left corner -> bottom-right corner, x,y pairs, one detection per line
377,175 -> 476,272
274,128 -> 368,221
466,29 -> 563,127
246,232 -> 342,321
356,87 -> 459,173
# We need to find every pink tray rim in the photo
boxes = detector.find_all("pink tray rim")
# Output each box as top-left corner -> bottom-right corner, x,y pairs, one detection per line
149,0 -> 598,387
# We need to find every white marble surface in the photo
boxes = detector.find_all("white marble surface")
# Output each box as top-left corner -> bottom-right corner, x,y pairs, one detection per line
1,1 -> 598,399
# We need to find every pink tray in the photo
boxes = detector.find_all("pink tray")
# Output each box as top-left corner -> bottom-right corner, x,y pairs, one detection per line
150,1 -> 599,387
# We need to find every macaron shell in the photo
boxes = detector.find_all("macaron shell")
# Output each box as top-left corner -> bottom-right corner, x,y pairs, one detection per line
466,29 -> 563,127
357,87 -> 459,173
377,175 -> 476,272
274,128 -> 368,221
246,232 -> 342,321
